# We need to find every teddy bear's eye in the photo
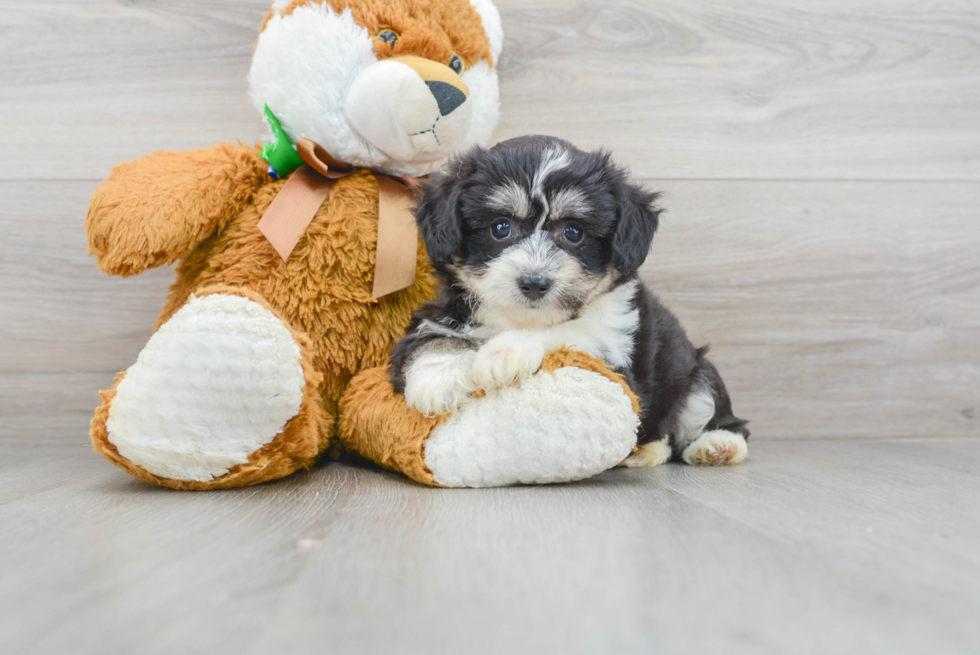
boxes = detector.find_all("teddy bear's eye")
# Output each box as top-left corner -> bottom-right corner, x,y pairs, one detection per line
378,30 -> 399,48
449,55 -> 463,74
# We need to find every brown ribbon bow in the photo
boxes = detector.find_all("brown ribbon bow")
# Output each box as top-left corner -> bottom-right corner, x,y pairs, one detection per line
257,138 -> 424,299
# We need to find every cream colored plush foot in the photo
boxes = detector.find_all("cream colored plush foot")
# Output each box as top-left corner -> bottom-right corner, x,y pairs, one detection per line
682,430 -> 748,466
105,293 -> 307,482
423,366 -> 638,487
620,439 -> 672,468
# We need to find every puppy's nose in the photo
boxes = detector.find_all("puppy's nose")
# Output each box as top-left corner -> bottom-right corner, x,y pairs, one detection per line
426,81 -> 467,116
519,274 -> 552,300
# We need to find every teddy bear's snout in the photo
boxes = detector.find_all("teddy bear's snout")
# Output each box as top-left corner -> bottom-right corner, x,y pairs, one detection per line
344,55 -> 473,164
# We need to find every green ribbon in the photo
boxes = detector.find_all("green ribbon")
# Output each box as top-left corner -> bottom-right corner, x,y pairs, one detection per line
259,105 -> 304,178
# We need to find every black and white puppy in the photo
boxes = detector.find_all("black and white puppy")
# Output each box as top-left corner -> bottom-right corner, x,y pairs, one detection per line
390,135 -> 749,466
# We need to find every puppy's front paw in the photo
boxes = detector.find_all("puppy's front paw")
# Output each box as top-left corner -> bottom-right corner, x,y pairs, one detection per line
471,331 -> 547,390
404,349 -> 478,417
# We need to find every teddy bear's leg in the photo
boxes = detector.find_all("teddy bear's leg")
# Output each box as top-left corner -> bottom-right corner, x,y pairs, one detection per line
340,350 -> 643,488
338,367 -> 442,487
91,287 -> 329,489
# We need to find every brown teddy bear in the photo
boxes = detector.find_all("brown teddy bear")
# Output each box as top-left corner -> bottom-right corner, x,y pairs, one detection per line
86,0 -> 505,489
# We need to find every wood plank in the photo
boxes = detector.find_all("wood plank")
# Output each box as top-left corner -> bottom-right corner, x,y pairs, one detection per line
0,181 -> 170,378
0,0 -> 269,182
495,0 -> 980,181
646,179 -> 980,440
1,1 -> 978,181
0,374 -> 112,446
2,179 -> 977,443
1,439 -> 978,654
655,438 -> 980,598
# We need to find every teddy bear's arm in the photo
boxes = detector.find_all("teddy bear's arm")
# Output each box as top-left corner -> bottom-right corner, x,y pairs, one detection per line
86,143 -> 268,277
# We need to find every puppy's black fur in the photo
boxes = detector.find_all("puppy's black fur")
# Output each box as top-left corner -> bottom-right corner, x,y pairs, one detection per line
390,136 -> 747,459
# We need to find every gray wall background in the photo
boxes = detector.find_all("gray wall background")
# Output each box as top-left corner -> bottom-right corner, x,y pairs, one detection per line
1,0 -> 978,443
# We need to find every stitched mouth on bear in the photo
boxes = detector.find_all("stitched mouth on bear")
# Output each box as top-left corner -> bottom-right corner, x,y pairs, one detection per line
344,56 -> 472,163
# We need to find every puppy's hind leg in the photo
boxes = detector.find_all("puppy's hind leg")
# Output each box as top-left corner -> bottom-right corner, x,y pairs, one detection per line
673,356 -> 749,466
620,436 -> 672,468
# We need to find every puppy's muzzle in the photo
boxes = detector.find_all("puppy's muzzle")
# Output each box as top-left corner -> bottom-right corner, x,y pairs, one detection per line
344,55 -> 472,164
519,274 -> 552,301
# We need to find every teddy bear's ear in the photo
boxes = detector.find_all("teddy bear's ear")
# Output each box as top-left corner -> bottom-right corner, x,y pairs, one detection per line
413,147 -> 484,268
469,0 -> 504,64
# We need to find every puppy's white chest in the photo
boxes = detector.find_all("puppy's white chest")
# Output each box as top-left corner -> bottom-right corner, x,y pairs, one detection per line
474,280 -> 640,370
555,283 -> 640,369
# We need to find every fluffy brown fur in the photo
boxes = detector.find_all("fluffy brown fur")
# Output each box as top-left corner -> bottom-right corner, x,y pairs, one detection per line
338,366 -> 444,486
338,348 -> 640,487
265,0 -> 493,67
87,144 -> 437,488
87,144 -> 269,277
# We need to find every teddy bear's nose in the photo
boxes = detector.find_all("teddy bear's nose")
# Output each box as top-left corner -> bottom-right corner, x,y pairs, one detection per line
425,81 -> 467,116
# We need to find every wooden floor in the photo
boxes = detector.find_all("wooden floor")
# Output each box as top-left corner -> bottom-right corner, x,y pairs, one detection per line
1,1 -> 979,652
2,439 -> 979,655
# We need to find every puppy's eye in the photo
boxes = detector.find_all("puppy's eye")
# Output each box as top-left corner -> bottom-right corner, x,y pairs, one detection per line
491,220 -> 512,240
378,30 -> 399,48
564,224 -> 584,244
449,55 -> 463,74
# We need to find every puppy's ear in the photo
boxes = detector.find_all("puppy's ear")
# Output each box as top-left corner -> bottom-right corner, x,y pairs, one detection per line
612,179 -> 662,275
413,148 -> 482,268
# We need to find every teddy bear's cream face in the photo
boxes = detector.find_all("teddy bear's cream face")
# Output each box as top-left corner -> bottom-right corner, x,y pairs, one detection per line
249,0 -> 502,178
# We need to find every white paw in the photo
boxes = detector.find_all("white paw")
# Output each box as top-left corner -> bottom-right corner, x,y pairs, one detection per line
107,293 -> 306,482
471,331 -> 547,390
404,348 -> 478,417
682,430 -> 748,466
620,438 -> 672,468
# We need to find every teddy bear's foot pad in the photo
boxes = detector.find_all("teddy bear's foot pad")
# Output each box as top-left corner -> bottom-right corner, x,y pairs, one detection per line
105,293 -> 307,482
423,366 -> 639,487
